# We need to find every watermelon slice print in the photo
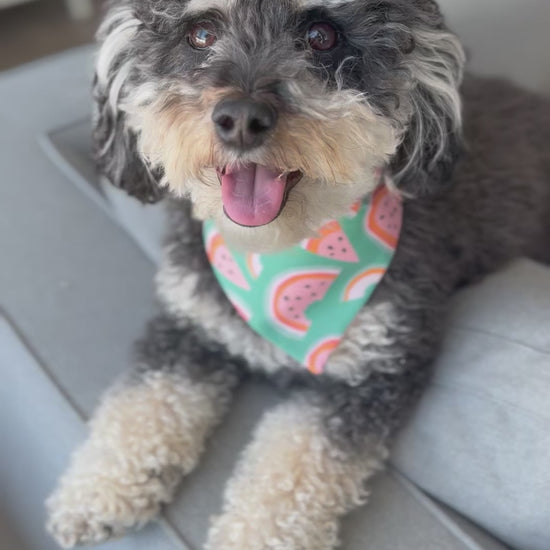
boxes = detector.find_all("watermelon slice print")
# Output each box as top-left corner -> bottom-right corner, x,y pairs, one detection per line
269,269 -> 339,336
205,230 -> 250,290
246,253 -> 263,279
366,185 -> 402,250
342,267 -> 386,302
302,221 -> 359,262
305,337 -> 341,374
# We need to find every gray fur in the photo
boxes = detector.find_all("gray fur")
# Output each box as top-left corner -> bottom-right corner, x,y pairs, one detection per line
133,313 -> 248,384
92,6 -> 165,203
87,0 -> 550,535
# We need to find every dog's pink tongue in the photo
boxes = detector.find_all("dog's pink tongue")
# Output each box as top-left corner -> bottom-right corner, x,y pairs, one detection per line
221,164 -> 287,227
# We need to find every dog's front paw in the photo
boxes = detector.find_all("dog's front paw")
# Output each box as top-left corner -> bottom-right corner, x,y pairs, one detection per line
46,447 -> 180,548
46,483 -> 126,548
46,468 -> 171,548
46,491 -> 119,548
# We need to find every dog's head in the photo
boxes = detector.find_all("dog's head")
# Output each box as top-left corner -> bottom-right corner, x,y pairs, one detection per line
93,0 -> 465,251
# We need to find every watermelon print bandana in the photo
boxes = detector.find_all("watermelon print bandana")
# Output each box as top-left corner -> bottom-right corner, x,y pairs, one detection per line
203,179 -> 403,375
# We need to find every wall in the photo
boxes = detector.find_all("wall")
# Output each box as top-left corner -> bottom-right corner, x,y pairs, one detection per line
439,0 -> 550,93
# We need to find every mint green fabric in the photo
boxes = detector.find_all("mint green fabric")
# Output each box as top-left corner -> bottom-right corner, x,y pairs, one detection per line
203,183 -> 403,373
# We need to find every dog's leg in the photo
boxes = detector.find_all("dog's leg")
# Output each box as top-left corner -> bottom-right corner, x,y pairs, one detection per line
205,395 -> 388,550
46,315 -> 244,548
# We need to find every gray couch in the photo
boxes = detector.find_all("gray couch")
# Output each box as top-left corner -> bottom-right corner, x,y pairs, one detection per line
1,47 -> 549,550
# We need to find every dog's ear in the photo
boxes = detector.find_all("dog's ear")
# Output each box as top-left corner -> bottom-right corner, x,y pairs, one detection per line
391,3 -> 466,197
92,7 -> 165,204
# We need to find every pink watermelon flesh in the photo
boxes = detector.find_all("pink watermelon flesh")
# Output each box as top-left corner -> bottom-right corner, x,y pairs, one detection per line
317,230 -> 358,262
310,347 -> 331,373
374,193 -> 402,241
212,246 -> 250,290
274,273 -> 336,333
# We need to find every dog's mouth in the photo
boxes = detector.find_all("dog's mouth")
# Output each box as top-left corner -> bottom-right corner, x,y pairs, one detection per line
216,164 -> 303,227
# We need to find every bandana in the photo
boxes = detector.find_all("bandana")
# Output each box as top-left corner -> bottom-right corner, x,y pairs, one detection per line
203,177 -> 403,374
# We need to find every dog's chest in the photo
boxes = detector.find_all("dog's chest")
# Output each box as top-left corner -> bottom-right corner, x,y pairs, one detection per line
210,185 -> 404,372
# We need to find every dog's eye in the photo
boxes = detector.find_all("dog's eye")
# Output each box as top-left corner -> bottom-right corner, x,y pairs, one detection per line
307,22 -> 338,51
188,22 -> 218,49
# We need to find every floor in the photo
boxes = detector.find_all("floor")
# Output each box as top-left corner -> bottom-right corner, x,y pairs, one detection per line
0,0 -> 102,71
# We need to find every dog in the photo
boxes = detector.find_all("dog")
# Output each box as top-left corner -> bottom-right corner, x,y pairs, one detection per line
46,0 -> 550,548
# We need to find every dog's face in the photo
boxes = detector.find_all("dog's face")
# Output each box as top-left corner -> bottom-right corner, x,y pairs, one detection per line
94,0 -> 465,251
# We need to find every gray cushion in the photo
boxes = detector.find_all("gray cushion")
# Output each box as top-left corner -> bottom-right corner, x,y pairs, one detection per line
0,51 -> 158,415
393,261 -> 550,550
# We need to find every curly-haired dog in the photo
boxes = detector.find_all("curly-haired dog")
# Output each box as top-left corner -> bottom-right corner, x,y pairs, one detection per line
46,0 -> 550,548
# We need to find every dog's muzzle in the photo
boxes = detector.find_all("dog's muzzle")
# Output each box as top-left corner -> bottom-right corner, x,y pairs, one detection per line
212,97 -> 302,228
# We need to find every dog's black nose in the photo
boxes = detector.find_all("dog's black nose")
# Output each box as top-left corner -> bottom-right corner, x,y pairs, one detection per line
212,99 -> 277,151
